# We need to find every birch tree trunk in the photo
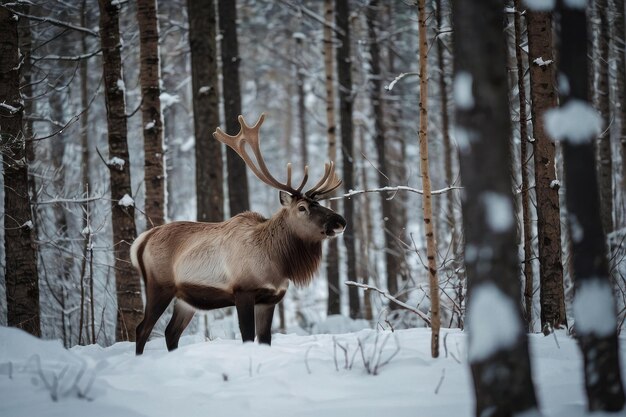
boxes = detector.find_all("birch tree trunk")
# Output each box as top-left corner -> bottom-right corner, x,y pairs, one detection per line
1,4 -> 41,337
453,0 -> 539,413
137,0 -> 165,228
417,0 -> 440,358
335,0 -> 360,318
556,1 -> 625,411
98,0 -> 143,342
189,0 -> 224,223
218,0 -> 249,216
323,0 -> 340,316
513,0 -> 535,331
526,10 -> 567,332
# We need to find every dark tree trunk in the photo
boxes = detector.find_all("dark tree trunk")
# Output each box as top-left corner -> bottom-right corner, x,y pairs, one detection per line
612,0 -> 626,206
98,0 -> 143,342
1,4 -> 41,337
323,0 -> 340,316
218,0 -> 249,216
189,0 -> 224,223
137,0 -> 165,227
335,0 -> 359,319
366,0 -> 400,304
556,1 -> 625,411
453,0 -> 539,414
526,10 -> 567,332
592,0 -> 613,234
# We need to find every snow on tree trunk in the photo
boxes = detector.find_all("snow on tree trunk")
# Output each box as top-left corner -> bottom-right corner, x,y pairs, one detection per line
550,1 -> 625,411
137,0 -> 165,227
453,0 -> 539,414
98,0 -> 143,342
188,0 -> 224,223
526,9 -> 567,333
1,5 -> 41,337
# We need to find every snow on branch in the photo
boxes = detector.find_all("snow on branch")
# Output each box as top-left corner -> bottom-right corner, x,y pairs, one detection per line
330,185 -> 462,201
345,281 -> 431,326
385,72 -> 420,91
1,6 -> 99,37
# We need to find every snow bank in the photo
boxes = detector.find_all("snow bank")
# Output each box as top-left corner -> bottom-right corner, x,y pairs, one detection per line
0,326 -> 622,417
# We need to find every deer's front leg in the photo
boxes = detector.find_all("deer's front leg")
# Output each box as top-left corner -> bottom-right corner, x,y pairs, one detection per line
255,304 -> 276,345
234,291 -> 256,342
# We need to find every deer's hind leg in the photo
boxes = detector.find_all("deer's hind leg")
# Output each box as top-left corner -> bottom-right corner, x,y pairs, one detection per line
165,300 -> 196,351
136,285 -> 174,355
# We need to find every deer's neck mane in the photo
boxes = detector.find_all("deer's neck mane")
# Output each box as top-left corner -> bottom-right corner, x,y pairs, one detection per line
259,210 -> 322,287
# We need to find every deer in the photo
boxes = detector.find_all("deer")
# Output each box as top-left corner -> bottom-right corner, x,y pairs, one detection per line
131,114 -> 346,355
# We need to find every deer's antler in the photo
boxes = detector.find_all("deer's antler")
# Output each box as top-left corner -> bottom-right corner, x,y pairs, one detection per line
213,114 -> 341,199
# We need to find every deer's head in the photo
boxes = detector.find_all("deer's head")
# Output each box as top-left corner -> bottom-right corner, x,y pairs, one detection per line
213,114 -> 346,243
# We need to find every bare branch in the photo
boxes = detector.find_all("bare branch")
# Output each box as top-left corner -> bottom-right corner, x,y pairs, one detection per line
330,185 -> 462,200
1,6 -> 99,37
345,281 -> 431,326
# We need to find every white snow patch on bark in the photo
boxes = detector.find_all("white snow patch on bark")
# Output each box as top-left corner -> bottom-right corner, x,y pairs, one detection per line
453,71 -> 474,110
523,0 -> 555,10
550,179 -> 560,189
107,157 -> 125,170
568,214 -> 584,243
544,100 -> 602,144
481,192 -> 514,232
145,121 -> 156,130
533,57 -> 553,67
21,220 -> 33,229
467,283 -> 522,362
118,194 -> 134,207
116,79 -> 125,92
573,279 -> 617,337
198,86 -> 211,95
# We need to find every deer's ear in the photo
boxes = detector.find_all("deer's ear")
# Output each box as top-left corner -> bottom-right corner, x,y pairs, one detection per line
279,191 -> 294,206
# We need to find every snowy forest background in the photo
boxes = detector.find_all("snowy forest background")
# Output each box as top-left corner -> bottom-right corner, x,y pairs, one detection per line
2,0 -> 626,415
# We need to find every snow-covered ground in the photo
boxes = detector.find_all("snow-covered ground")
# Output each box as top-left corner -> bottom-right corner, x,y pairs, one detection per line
0,325 -> 623,417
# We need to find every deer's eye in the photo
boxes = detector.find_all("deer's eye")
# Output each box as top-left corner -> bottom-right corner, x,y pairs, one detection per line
298,205 -> 307,212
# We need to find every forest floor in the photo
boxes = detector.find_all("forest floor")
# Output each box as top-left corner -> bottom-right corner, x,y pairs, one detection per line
0,325 -> 623,417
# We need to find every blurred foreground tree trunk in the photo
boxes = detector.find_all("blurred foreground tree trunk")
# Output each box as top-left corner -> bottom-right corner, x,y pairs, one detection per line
554,1 -> 625,411
453,0 -> 539,414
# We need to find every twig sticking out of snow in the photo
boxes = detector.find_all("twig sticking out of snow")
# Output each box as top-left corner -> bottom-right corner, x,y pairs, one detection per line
345,281 -> 431,326
434,368 -> 446,394
304,346 -> 313,374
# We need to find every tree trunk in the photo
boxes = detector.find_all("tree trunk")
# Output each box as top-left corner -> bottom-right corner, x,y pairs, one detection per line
335,0 -> 359,319
98,0 -> 143,342
323,0 -> 340,316
295,36 -> 308,166
526,10 -> 567,332
137,0 -> 165,228
453,0 -> 539,414
610,0 -> 626,223
1,5 -> 41,337
513,0 -> 535,332
367,0 -> 400,305
417,0 -> 440,358
592,0 -> 613,233
556,1 -> 625,411
189,0 -> 224,223
218,0 -> 249,216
